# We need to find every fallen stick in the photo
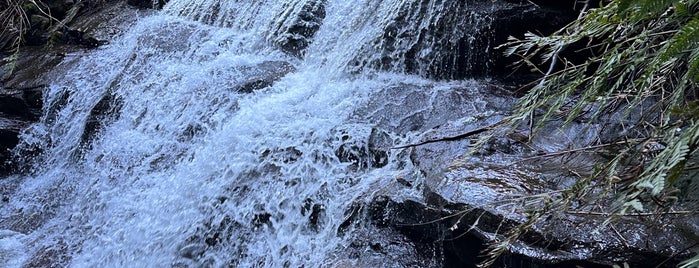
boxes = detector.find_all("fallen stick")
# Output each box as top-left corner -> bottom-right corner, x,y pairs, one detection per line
390,120 -> 508,150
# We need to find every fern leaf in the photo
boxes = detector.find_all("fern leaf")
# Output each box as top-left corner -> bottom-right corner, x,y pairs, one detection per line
658,16 -> 699,62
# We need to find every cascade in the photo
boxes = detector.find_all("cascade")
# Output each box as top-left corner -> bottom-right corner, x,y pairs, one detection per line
0,0 -> 512,266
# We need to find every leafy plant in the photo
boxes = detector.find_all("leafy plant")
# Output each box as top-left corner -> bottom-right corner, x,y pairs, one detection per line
481,0 -> 699,266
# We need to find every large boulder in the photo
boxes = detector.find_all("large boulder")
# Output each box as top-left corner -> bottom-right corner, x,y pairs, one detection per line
365,118 -> 698,266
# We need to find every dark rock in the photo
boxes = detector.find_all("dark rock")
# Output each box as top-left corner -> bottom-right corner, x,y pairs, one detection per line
301,198 -> 326,231
57,29 -> 103,48
23,239 -> 72,268
78,90 -> 122,152
252,212 -> 272,228
357,192 -> 619,268
488,3 -> 578,81
0,122 -> 23,175
177,214 -> 251,267
347,0 -> 577,80
0,87 -> 43,121
0,87 -> 43,176
2,49 -> 64,90
329,200 -> 440,267
269,0 -> 326,56
127,0 -> 168,9
341,80 -> 695,266
260,147 -> 303,171
178,243 -> 206,259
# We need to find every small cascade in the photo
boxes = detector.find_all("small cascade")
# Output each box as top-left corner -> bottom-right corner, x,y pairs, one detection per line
1,0 -> 515,267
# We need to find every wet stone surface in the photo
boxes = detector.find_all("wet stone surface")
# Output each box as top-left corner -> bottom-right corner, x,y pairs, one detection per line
389,120 -> 696,266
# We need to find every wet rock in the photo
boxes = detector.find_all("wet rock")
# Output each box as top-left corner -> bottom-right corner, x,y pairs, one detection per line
302,198 -> 326,231
345,80 -> 694,266
349,0 -> 577,80
334,128 -> 389,170
0,120 -> 23,175
2,49 -> 65,90
78,90 -> 122,151
329,200 -> 440,267
232,61 -> 296,93
0,87 -> 43,121
356,83 -> 514,135
178,243 -> 206,259
23,239 -> 72,268
355,189 -> 617,267
177,215 -> 252,267
402,120 -> 697,266
269,0 -> 326,56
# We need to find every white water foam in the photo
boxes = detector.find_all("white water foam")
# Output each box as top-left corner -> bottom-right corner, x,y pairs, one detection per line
1,0 -> 497,266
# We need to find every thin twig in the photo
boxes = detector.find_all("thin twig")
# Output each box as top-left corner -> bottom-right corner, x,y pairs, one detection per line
609,223 -> 630,247
390,121 -> 504,150
566,210 -> 698,216
517,138 -> 645,163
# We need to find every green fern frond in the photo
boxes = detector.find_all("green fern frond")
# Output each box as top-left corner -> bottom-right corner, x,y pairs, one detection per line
658,16 -> 699,62
686,48 -> 699,82
638,0 -> 675,17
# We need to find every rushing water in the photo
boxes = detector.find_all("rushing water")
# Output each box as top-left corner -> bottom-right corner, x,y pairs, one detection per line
1,0 -> 502,266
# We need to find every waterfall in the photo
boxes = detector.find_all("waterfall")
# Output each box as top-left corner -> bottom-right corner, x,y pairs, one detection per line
0,0 -> 503,267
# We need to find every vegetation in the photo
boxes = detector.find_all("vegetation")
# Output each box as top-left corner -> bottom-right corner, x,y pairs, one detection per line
1,0 -> 30,50
1,0 -> 32,70
482,0 -> 699,266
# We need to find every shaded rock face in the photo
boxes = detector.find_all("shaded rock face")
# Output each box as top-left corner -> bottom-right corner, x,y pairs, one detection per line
354,82 -> 514,135
329,200 -> 441,267
0,87 -> 43,176
345,0 -> 576,80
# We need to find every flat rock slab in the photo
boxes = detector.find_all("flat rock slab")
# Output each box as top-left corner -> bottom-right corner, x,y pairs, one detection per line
408,121 -> 698,266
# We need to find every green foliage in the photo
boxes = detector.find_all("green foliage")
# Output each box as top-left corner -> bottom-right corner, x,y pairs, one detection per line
488,0 -> 699,266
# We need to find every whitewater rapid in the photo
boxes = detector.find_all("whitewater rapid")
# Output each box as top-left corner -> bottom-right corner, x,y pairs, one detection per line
0,0 -> 498,266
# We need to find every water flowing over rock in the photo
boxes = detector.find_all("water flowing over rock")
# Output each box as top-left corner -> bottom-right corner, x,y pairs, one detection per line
0,0 -> 695,267
331,0 -> 575,80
